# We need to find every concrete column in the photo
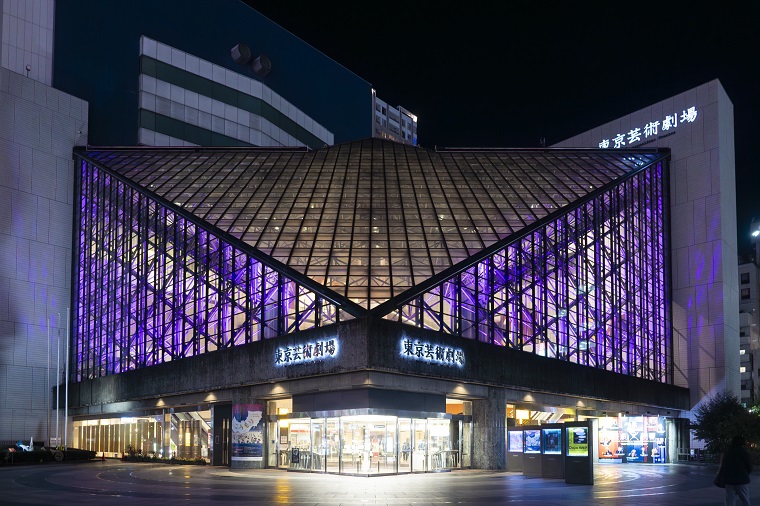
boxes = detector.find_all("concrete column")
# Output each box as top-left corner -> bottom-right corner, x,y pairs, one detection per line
471,388 -> 507,470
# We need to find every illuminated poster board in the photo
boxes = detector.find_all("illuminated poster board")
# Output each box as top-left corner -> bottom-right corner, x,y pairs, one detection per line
231,404 -> 264,461
508,431 -> 524,453
524,429 -> 541,453
567,427 -> 589,457
543,428 -> 562,455
598,415 -> 667,463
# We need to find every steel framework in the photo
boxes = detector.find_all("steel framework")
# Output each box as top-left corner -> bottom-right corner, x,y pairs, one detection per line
389,161 -> 670,382
72,142 -> 671,384
74,161 -> 341,380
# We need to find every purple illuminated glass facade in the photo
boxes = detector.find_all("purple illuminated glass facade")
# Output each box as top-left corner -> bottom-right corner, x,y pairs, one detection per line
74,160 -> 341,380
390,162 -> 670,382
72,141 -> 671,385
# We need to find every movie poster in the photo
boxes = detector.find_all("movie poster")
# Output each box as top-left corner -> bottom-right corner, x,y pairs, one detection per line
524,430 -> 541,453
567,427 -> 588,456
543,428 -> 562,454
231,403 -> 264,461
508,431 -> 524,453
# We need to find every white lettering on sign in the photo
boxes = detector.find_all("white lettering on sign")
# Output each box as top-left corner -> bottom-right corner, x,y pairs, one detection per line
275,338 -> 338,366
400,338 -> 465,367
598,106 -> 698,148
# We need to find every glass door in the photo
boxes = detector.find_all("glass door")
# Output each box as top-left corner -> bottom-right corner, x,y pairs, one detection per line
412,419 -> 427,472
288,421 -> 310,470
325,418 -> 340,473
428,418 -> 453,470
310,419 -> 325,472
267,421 -> 278,468
398,418 -> 412,473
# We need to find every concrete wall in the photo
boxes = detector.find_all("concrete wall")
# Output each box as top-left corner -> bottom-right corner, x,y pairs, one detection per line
67,317 -> 690,414
554,80 -> 740,416
0,66 -> 87,442
1,0 -> 54,85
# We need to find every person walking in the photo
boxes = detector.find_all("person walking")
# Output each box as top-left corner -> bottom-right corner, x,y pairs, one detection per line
717,435 -> 753,506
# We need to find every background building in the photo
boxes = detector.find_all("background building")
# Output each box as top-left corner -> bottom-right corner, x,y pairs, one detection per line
68,140 -> 687,471
0,0 -> 415,446
0,0 -> 88,444
53,0 -> 416,148
738,261 -> 760,406
554,80 -> 740,449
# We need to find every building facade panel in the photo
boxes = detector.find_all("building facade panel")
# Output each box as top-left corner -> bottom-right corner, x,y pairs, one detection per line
554,80 -> 739,422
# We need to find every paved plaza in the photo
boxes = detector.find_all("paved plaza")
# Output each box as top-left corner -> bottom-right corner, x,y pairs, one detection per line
0,460 -> 753,505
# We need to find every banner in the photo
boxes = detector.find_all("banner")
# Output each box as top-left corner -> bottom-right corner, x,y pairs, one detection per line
231,404 -> 264,461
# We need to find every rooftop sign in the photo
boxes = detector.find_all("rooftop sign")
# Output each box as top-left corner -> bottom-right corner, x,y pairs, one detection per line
598,107 -> 698,149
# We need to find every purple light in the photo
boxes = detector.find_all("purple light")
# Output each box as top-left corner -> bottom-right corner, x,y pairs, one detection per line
73,161 -> 340,380
395,162 -> 670,383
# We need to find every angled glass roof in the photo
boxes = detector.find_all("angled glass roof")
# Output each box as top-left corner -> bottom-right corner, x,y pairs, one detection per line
80,139 -> 667,310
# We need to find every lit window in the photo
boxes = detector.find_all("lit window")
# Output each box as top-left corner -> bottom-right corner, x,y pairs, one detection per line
740,349 -> 746,355
740,367 -> 747,373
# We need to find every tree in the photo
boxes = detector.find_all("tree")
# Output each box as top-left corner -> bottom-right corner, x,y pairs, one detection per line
692,390 -> 760,454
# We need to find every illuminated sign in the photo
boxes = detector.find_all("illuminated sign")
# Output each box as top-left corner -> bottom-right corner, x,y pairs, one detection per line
399,337 -> 464,367
567,427 -> 589,457
275,338 -> 338,366
598,107 -> 698,149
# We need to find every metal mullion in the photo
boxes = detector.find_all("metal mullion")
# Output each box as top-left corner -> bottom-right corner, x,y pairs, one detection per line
344,144 -> 363,299
368,143 -> 376,304
652,168 -> 663,380
401,146 -> 436,285
635,176 -> 645,378
106,178 -> 117,375
636,174 -> 646,378
444,154 -> 486,254
643,172 -> 654,379
508,161 -> 540,226
303,148 -> 338,290
265,152 -> 308,258
379,144 -> 396,305
73,161 -> 84,379
438,153 -> 483,259
653,166 -> 665,381
412,149 -> 454,268
460,153 -> 503,249
241,152 -> 289,248
116,181 -> 127,372
153,151 -> 219,207
98,173 -> 109,376
536,153 -> 588,205
208,154 -> 257,233
317,146 -> 342,302
476,153 -> 522,236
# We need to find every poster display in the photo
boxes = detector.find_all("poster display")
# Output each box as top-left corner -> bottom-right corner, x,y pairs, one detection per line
524,429 -> 541,453
508,431 -> 524,452
543,428 -> 562,455
567,427 -> 589,456
231,403 -> 264,461
598,415 -> 666,463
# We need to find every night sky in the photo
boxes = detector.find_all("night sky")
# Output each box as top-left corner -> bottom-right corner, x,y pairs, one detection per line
244,2 -> 759,259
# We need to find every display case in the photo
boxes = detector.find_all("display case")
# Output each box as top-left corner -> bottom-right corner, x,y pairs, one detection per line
506,429 -> 524,471
564,422 -> 593,485
541,426 -> 564,478
522,427 -> 542,476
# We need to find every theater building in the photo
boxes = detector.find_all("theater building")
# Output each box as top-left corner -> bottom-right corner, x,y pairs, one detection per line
67,139 -> 690,473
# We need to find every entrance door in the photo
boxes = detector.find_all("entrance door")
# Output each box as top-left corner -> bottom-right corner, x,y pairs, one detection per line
325,418 -> 340,473
310,419 -> 325,472
398,418 -> 412,473
412,419 -> 427,472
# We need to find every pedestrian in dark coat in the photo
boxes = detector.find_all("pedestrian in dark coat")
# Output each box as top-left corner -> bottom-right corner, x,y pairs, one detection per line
717,435 -> 753,506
